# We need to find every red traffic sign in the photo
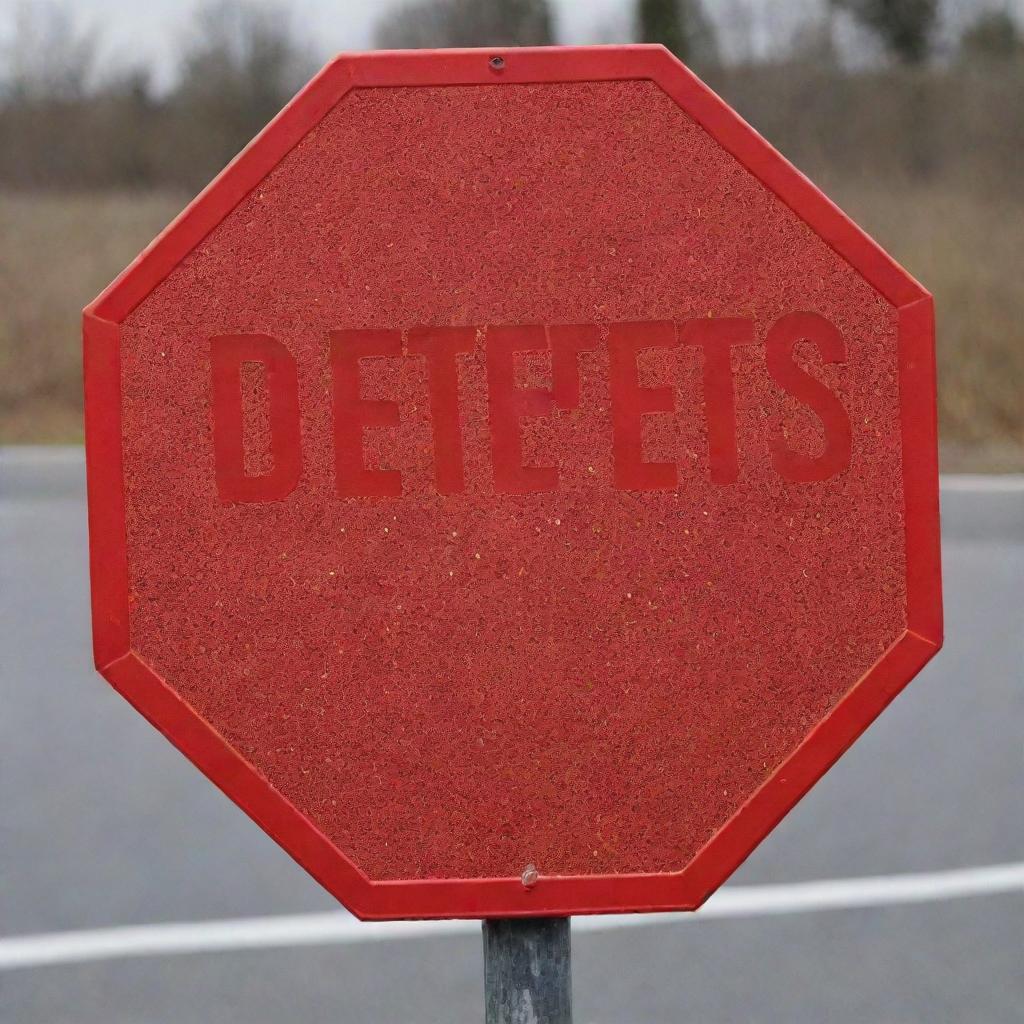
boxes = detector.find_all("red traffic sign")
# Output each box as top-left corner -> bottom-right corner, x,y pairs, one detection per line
84,47 -> 942,920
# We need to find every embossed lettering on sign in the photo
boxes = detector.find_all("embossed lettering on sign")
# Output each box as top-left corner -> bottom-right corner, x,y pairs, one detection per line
209,333 -> 302,503
209,316 -> 853,503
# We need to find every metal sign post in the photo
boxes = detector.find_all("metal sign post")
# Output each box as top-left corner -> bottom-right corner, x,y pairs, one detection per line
484,917 -> 572,1024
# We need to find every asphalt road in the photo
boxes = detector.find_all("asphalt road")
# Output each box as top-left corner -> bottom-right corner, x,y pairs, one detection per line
1,448 -> 1021,1023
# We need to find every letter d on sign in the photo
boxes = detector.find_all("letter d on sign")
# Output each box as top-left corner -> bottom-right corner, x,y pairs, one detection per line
210,334 -> 302,502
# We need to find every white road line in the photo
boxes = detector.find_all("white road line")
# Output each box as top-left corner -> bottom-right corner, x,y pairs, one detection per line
2,862 -> 1021,972
0,445 -> 84,465
940,473 -> 1024,492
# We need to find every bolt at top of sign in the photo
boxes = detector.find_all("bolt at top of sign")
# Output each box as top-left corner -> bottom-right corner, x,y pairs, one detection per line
83,46 -> 941,921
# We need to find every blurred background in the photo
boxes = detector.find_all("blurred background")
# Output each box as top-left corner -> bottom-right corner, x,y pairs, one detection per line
0,0 -> 1022,470
1,3 -> 1022,1023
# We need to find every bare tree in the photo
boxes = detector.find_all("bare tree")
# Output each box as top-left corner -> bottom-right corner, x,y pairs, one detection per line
831,0 -> 938,64
168,0 -> 317,186
374,0 -> 555,49
1,1 -> 98,102
960,7 -> 1023,62
0,3 -> 110,187
787,8 -> 839,67
635,0 -> 718,66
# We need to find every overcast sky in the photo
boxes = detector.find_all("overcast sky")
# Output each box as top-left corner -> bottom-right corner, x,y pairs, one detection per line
1,0 -> 1019,88
0,0 -> 849,86
1,0 -> 631,86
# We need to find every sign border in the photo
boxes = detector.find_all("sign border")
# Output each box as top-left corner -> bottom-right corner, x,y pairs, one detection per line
83,45 -> 942,920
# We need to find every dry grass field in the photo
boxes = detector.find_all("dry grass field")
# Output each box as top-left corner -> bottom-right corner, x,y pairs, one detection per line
835,178 -> 1023,470
0,190 -> 183,443
0,177 -> 1020,469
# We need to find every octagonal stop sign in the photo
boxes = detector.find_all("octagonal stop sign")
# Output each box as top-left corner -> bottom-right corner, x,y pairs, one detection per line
83,47 -> 942,919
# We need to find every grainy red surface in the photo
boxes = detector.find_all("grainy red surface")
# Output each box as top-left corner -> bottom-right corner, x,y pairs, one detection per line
119,80 -> 906,882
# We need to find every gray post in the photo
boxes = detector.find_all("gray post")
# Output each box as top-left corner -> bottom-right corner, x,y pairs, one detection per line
482,917 -> 572,1024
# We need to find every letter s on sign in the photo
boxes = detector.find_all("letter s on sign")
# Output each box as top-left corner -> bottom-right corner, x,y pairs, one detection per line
765,312 -> 852,483
210,334 -> 302,503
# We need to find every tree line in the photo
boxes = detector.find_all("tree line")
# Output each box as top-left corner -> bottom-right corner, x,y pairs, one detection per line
0,0 -> 1021,191
377,0 -> 1022,68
